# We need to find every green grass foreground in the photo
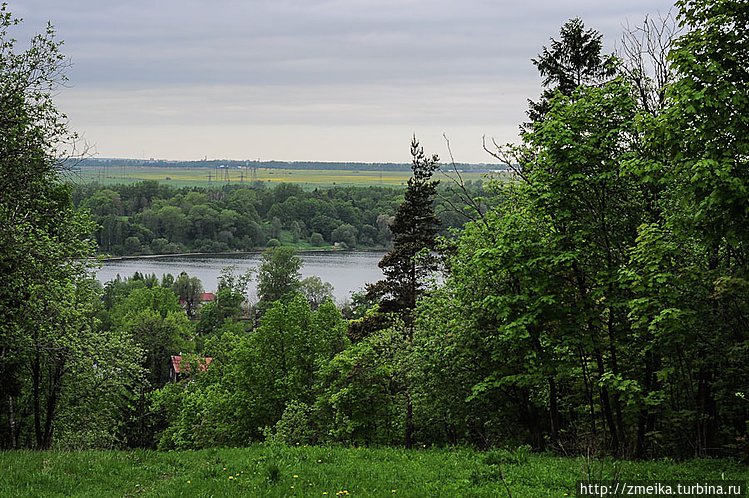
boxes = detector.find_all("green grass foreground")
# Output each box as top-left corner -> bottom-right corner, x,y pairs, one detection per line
0,444 -> 746,497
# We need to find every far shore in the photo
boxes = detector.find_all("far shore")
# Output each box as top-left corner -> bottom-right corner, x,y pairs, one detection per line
99,247 -> 388,262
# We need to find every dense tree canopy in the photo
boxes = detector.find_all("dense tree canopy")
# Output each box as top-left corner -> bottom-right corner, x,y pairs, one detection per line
72,177 -> 485,257
0,8 -> 142,449
3,0 -> 748,459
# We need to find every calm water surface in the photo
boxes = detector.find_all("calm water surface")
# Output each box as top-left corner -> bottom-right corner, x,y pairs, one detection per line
95,251 -> 386,303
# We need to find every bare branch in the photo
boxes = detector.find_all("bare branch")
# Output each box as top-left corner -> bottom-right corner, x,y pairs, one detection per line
482,135 -> 534,187
617,10 -> 682,116
435,133 -> 486,224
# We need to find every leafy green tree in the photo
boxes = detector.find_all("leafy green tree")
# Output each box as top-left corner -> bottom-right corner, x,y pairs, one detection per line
187,204 -> 218,241
0,7 -> 144,449
109,286 -> 189,388
317,327 -> 408,445
356,137 -> 441,449
269,216 -> 282,239
172,272 -> 204,319
331,223 -> 358,248
299,276 -> 334,310
412,286 -> 512,447
153,295 -> 347,448
309,232 -> 325,247
256,247 -> 302,306
158,205 -> 188,244
620,0 -> 749,457
478,69 -> 642,453
196,266 -> 252,336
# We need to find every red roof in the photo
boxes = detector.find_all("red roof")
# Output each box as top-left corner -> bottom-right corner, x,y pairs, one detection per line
201,293 -> 215,302
170,355 -> 212,374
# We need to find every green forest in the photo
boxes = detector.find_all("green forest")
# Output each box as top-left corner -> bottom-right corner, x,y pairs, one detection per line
70,178 -> 485,256
2,0 -> 749,474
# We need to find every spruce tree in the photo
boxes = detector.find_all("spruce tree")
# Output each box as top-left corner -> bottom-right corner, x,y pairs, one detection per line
366,136 -> 441,339
526,18 -> 616,124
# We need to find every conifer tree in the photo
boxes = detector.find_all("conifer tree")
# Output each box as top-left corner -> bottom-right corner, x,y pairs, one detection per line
527,17 -> 616,124
366,136 -> 441,339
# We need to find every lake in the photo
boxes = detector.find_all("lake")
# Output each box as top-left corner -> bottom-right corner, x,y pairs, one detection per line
95,251 -> 386,304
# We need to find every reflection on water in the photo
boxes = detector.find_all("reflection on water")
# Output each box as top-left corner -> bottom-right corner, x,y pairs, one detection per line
95,251 -> 386,303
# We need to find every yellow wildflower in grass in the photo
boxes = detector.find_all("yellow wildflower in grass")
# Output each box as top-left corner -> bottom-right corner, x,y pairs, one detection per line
317,459 -> 322,463
187,481 -> 191,484
229,476 -> 234,480
293,475 -> 298,478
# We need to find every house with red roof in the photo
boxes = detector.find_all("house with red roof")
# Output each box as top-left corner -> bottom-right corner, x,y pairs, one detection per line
178,293 -> 215,319
168,355 -> 213,383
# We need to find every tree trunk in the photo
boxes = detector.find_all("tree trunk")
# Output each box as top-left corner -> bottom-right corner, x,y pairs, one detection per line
32,352 -> 42,449
696,367 -> 716,457
7,394 -> 16,449
548,377 -> 560,449
579,347 -> 597,439
41,360 -> 64,450
404,398 -> 414,449
595,349 -> 620,454
636,349 -> 659,458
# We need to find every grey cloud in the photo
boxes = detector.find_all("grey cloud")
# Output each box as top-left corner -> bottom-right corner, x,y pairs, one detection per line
12,0 -> 677,162
18,0 -> 671,87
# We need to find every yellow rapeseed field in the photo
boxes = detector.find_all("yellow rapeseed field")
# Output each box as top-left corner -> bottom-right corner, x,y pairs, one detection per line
72,165 -> 496,189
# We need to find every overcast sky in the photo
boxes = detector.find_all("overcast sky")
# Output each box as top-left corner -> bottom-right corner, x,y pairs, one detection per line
14,0 -> 677,164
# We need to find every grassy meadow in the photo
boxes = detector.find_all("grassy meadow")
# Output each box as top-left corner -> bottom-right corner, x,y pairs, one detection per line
69,165 -> 499,189
1,444 -> 746,497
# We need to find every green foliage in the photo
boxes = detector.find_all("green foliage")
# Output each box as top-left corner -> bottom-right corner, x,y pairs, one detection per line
0,6 -> 146,450
72,169 -> 486,256
299,275 -> 334,310
527,17 -> 617,123
7,0 -> 749,460
309,232 -> 325,246
366,137 -> 441,334
265,401 -> 319,446
256,247 -> 303,306
172,271 -> 204,319
153,295 -> 347,449
429,2 -> 749,458
195,266 -> 252,337
317,327 -> 410,445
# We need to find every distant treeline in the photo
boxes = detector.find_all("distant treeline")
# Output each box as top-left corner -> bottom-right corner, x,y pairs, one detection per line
77,157 -> 499,173
71,179 -> 486,256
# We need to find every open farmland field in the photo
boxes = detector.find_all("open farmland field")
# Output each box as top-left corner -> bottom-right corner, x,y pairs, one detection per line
69,165 -> 501,189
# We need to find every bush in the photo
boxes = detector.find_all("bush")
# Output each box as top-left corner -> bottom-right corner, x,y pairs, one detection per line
265,401 -> 319,445
309,232 -> 324,247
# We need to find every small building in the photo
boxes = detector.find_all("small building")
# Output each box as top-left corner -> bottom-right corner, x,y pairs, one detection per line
169,355 -> 212,383
178,293 -> 216,319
